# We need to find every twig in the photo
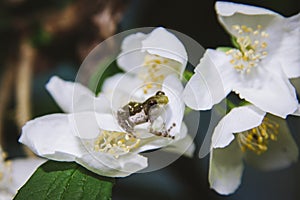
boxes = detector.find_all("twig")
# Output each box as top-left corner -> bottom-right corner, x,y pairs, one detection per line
0,63 -> 15,148
15,39 -> 36,157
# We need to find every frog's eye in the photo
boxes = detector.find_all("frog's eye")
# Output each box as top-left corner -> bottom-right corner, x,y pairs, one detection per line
156,91 -> 165,96
148,99 -> 157,106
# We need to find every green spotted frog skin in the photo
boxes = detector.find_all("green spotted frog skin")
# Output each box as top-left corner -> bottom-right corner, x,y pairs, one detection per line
117,91 -> 175,138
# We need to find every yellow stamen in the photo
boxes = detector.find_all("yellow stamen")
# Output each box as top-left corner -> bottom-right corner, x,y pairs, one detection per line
141,54 -> 181,93
94,130 -> 140,158
226,24 -> 269,73
237,117 -> 279,155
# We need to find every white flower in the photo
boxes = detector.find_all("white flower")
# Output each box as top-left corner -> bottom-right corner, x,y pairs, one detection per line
117,27 -> 188,94
19,76 -> 193,177
209,105 -> 298,195
0,147 -> 44,199
215,1 -> 300,78
183,2 -> 300,118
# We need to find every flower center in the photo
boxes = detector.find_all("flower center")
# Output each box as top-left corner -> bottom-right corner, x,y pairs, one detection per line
226,25 -> 269,73
141,54 -> 181,94
94,130 -> 140,158
237,117 -> 279,155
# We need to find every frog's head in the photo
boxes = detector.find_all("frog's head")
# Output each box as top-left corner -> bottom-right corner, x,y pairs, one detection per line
153,91 -> 169,104
147,91 -> 169,105
143,91 -> 169,114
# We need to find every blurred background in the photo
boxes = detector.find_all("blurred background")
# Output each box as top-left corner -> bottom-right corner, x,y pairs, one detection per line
0,0 -> 299,199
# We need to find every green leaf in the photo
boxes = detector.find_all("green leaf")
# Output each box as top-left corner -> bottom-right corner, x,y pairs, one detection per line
216,46 -> 233,53
14,161 -> 114,200
183,70 -> 193,82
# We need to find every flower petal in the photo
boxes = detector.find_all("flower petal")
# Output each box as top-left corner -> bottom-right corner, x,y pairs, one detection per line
10,158 -> 46,192
209,140 -> 244,195
142,27 -> 188,75
76,152 -> 147,177
244,115 -> 298,170
162,123 -> 195,158
162,75 -> 185,136
64,112 -> 124,139
19,113 -> 90,161
134,121 -> 187,152
215,1 -> 277,16
117,32 -> 148,73
68,112 -> 116,139
95,113 -> 123,132
0,192 -> 13,199
46,76 -> 93,112
46,76 -> 110,113
215,2 -> 281,37
93,94 -> 112,113
234,66 -> 299,118
279,13 -> 300,78
183,49 -> 234,110
102,73 -> 145,110
212,105 -> 265,148
117,27 -> 187,77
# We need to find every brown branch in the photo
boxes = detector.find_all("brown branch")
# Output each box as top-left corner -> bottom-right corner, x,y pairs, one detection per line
0,63 -> 15,148
15,40 -> 36,157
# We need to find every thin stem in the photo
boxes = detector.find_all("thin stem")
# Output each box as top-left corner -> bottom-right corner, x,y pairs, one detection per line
0,63 -> 15,148
15,39 -> 36,157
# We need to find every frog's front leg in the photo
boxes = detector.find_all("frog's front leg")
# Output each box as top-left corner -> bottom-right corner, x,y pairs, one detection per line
117,105 -> 135,133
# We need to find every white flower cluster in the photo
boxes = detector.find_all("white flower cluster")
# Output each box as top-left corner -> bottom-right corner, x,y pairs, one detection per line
20,27 -> 194,178
18,1 -> 299,196
183,1 -> 300,195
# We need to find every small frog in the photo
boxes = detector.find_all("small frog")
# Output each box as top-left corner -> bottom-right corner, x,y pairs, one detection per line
117,91 -> 175,138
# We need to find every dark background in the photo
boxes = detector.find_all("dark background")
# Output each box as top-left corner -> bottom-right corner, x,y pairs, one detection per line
0,0 -> 299,199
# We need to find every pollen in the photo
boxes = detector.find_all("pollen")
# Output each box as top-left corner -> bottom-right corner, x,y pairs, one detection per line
141,54 -> 181,94
226,24 -> 269,74
237,117 -> 279,155
94,130 -> 140,158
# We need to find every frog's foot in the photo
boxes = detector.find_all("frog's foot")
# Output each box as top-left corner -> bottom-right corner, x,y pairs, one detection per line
150,123 -> 176,139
